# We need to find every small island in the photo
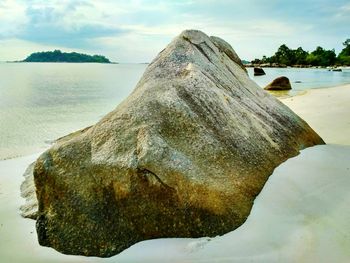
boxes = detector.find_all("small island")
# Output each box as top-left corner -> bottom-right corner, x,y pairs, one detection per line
248,39 -> 350,67
22,50 -> 112,63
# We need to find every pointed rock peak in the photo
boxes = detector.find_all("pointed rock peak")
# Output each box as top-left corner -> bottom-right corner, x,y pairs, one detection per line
177,29 -> 247,72
209,35 -> 247,72
147,29 -> 247,82
180,29 -> 210,45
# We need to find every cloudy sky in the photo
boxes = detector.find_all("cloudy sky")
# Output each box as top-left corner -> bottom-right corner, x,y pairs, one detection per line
0,0 -> 349,62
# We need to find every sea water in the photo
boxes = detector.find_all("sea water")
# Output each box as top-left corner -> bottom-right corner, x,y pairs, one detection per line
248,67 -> 350,95
0,63 -> 146,159
0,63 -> 350,159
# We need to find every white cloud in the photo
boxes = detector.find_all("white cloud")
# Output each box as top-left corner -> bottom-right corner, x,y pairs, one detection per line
0,0 -> 348,62
0,0 -> 27,37
93,33 -> 170,63
334,3 -> 350,20
101,16 -> 312,61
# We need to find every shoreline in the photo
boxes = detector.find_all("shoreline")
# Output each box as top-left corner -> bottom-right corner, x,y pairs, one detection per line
290,81 -> 350,94
245,65 -> 350,69
280,83 -> 350,145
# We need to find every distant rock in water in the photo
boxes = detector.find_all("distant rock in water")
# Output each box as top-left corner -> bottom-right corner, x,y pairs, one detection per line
23,30 -> 324,257
264,76 -> 292,90
254,67 -> 266,76
22,50 -> 111,63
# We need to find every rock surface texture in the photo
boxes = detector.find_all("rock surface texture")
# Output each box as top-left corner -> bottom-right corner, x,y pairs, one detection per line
264,76 -> 292,90
29,30 -> 324,257
20,162 -> 38,219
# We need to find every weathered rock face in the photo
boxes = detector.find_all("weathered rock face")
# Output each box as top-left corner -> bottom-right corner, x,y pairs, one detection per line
20,162 -> 38,219
30,30 -> 324,257
264,76 -> 292,90
254,67 -> 266,76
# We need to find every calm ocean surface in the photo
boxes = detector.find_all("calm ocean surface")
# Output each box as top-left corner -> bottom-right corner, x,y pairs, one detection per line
1,62 -> 350,159
247,67 -> 350,94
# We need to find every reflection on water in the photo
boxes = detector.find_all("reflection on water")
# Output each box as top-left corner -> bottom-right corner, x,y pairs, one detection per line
1,63 -> 350,159
264,90 -> 292,99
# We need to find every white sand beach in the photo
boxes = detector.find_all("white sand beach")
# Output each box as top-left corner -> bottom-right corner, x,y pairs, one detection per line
281,84 -> 350,145
0,84 -> 350,262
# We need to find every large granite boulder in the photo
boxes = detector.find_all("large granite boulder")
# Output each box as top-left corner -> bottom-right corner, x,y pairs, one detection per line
264,76 -> 292,90
27,30 -> 324,257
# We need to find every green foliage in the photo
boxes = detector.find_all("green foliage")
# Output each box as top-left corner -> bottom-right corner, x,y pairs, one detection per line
338,55 -> 350,65
337,39 -> 350,65
253,45 -> 309,66
23,50 -> 111,63
251,58 -> 262,64
306,46 -> 336,66
252,40 -> 350,66
272,44 -> 293,65
293,47 -> 309,65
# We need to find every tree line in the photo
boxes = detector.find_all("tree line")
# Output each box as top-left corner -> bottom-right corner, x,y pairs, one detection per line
23,50 -> 111,63
252,39 -> 350,66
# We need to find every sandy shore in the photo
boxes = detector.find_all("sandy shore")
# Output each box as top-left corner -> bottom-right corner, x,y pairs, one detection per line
281,84 -> 350,145
1,84 -> 350,262
0,154 -> 99,263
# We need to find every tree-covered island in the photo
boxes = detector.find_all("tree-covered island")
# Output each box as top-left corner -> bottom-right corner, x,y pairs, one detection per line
251,38 -> 350,67
22,50 -> 111,63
